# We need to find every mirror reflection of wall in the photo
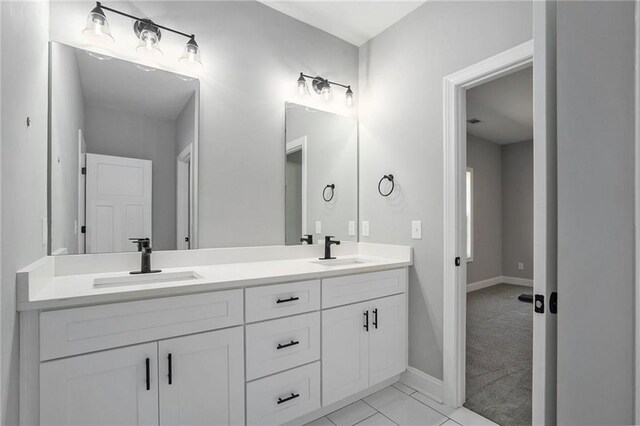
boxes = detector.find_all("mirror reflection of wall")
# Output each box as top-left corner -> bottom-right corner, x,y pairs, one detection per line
49,42 -> 199,255
285,103 -> 358,245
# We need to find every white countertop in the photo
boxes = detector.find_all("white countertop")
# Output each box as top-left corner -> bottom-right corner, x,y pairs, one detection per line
17,243 -> 412,311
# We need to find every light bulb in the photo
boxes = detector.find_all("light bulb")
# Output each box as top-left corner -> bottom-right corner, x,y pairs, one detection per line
345,86 -> 354,107
297,73 -> 308,96
136,27 -> 162,60
82,4 -> 114,46
321,82 -> 332,101
179,36 -> 203,72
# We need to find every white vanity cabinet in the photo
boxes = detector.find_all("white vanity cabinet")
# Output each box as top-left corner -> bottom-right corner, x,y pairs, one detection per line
22,266 -> 409,426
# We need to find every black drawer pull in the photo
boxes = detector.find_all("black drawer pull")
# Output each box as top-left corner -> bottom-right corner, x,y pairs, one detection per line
364,310 -> 369,331
145,357 -> 150,391
277,392 -> 300,404
373,308 -> 378,329
276,296 -> 300,304
168,353 -> 173,385
277,340 -> 300,350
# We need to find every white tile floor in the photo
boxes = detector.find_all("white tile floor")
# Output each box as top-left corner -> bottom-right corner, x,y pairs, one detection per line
305,383 -> 498,426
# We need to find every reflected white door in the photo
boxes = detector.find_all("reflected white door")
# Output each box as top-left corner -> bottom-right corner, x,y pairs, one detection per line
86,153 -> 152,253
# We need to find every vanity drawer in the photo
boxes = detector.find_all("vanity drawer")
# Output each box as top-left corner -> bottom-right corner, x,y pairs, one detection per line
246,312 -> 320,380
245,280 -> 320,322
322,269 -> 407,308
40,290 -> 243,361
246,362 -> 320,426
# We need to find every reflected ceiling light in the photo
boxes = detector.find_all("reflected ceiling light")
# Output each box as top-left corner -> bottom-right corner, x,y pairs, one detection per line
82,3 -> 114,46
81,2 -> 203,70
296,72 -> 354,107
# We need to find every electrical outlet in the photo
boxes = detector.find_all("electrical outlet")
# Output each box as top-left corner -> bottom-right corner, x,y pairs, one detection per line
315,221 -> 322,234
348,221 -> 356,236
361,221 -> 370,237
518,262 -> 524,271
411,220 -> 422,239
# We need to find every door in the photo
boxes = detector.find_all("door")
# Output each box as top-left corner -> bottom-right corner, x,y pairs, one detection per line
159,327 -> 245,426
368,294 -> 407,385
77,129 -> 87,254
40,342 -> 158,425
176,144 -> 192,250
322,301 -> 369,406
85,153 -> 152,253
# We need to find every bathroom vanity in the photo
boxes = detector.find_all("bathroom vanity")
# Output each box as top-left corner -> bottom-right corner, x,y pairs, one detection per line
17,243 -> 411,425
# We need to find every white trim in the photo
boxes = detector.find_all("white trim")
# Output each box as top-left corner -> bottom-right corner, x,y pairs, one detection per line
177,144 -> 193,250
191,89 -> 200,249
466,167 -> 474,262
442,40 -> 534,408
635,0 -> 640,422
467,275 -> 534,293
502,276 -> 534,287
466,276 -> 503,293
77,129 -> 86,254
400,367 -> 444,403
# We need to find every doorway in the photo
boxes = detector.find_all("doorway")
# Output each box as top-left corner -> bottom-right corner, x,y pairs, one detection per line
177,144 -> 193,250
285,136 -> 308,245
442,39 -> 556,424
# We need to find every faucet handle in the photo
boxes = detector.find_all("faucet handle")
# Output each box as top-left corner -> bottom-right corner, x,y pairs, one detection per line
129,238 -> 150,251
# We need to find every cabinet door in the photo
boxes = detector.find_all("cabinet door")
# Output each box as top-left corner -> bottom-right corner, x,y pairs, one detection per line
159,327 -> 244,426
40,342 -> 158,426
322,301 -> 369,406
368,294 -> 407,385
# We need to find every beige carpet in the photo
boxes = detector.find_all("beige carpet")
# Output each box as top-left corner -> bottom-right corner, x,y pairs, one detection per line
465,283 -> 533,426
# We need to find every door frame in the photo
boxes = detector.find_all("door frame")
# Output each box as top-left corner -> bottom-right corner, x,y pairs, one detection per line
635,0 -> 640,422
77,129 -> 86,254
442,40 -> 535,408
286,136 -> 308,238
177,144 -> 193,250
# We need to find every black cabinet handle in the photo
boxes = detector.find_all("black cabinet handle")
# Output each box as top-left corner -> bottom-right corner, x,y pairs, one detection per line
277,340 -> 300,350
168,353 -> 173,385
276,296 -> 300,304
373,308 -> 378,329
277,392 -> 300,405
145,357 -> 150,391
364,310 -> 369,331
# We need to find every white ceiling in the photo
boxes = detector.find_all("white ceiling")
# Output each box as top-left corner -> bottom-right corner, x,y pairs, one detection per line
76,49 -> 197,120
466,66 -> 533,145
259,1 -> 427,46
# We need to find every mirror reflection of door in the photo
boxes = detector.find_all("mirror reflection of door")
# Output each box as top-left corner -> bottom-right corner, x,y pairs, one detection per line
177,144 -> 193,250
285,136 -> 307,245
85,154 -> 152,253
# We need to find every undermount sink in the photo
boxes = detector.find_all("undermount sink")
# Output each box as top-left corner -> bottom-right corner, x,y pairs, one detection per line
310,258 -> 371,267
93,271 -> 202,288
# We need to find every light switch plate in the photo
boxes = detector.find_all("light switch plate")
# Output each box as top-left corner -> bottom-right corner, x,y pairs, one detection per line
348,221 -> 356,236
361,221 -> 370,237
411,220 -> 422,239
315,221 -> 322,234
518,262 -> 524,271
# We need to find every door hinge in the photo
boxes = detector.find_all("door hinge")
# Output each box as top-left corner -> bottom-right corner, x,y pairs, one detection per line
80,225 -> 86,234
549,292 -> 557,314
534,294 -> 544,314
81,167 -> 86,175
455,257 -> 461,266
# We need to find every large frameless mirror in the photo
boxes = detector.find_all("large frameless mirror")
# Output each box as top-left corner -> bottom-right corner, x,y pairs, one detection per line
48,42 -> 199,255
285,103 -> 358,245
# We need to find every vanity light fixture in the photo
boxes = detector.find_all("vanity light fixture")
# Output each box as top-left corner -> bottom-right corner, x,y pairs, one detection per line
296,73 -> 354,107
82,2 -> 203,70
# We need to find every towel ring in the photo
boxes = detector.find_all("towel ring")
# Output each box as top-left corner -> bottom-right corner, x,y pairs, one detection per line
323,184 -> 335,202
378,174 -> 395,197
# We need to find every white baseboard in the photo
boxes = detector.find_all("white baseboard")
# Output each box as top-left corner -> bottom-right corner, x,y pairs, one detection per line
466,276 -> 503,292
400,366 -> 444,403
467,275 -> 533,292
502,275 -> 534,287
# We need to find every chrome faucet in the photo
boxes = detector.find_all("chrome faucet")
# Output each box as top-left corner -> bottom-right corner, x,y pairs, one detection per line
320,236 -> 341,260
130,238 -> 161,274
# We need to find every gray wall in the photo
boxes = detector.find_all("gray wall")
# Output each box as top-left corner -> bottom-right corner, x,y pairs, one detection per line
359,1 -> 532,378
85,105 -> 177,251
502,140 -> 533,279
557,1 -> 635,424
466,135 -> 502,284
1,1 -> 50,424
50,0 -> 359,249
50,43 -> 84,255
